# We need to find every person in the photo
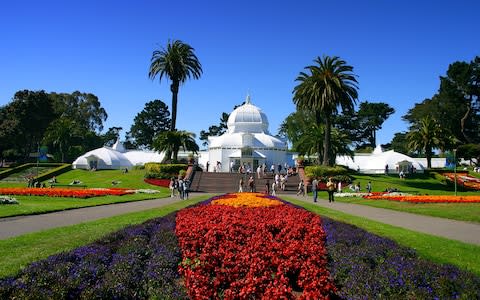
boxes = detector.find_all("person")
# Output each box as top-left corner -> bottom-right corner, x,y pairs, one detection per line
230,161 -> 234,173
270,164 -> 275,174
367,181 -> 372,193
177,177 -> 184,200
296,180 -> 305,196
248,176 -> 255,192
280,174 -> 286,191
183,179 -> 190,200
312,177 -> 318,202
238,177 -> 244,193
326,177 -> 336,203
169,177 -> 176,197
257,165 -> 262,179
399,170 -> 405,179
265,179 -> 270,195
354,182 -> 360,192
337,181 -> 342,193
385,164 -> 389,174
271,180 -> 277,196
206,161 -> 209,172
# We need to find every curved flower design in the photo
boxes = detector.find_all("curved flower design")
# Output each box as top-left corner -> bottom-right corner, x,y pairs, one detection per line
0,187 -> 134,198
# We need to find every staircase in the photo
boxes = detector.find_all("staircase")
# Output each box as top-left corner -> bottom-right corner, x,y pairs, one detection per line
189,171 -> 301,194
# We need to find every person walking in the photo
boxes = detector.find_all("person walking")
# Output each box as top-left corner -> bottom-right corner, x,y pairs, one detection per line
265,179 -> 270,195
326,177 -> 336,203
271,180 -> 277,196
248,176 -> 255,192
238,177 -> 244,193
312,177 -> 318,202
296,180 -> 305,196
367,181 -> 372,193
169,177 -> 176,197
177,177 -> 184,200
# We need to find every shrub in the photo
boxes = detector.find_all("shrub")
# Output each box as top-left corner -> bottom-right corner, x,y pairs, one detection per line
144,163 -> 187,179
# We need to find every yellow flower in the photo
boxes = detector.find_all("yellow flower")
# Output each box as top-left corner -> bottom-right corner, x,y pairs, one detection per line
212,192 -> 283,207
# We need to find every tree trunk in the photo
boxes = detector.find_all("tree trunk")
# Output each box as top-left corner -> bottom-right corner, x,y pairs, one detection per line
170,82 -> 179,131
460,97 -> 472,143
426,146 -> 432,169
323,116 -> 331,166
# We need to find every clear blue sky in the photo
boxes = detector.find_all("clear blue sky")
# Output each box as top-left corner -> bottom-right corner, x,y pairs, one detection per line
1,0 -> 478,149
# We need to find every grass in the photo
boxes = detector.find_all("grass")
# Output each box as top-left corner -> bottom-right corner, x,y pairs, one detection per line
0,168 -> 170,218
0,193 -> 169,218
0,194 -> 211,278
284,196 -> 480,276
331,173 -> 480,223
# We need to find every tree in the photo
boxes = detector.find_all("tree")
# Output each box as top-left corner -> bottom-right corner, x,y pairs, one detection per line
102,126 -> 123,147
42,118 -> 81,162
406,116 -> 443,168
148,40 -> 202,131
293,55 -> 358,165
152,130 -> 199,163
456,144 -> 480,167
199,102 -> 245,147
384,132 -> 412,155
128,100 -> 170,149
356,101 -> 395,148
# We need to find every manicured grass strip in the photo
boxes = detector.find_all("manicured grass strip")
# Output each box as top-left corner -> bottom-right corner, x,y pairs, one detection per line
331,197 -> 480,223
0,195 -> 211,278
0,191 -> 170,218
284,197 -> 480,276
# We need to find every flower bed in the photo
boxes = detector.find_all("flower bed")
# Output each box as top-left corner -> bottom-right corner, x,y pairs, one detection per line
444,172 -> 480,191
176,193 -> 336,299
323,216 -> 480,299
0,212 -> 188,299
363,194 -> 480,203
1,194 -> 479,299
0,187 -> 134,198
144,178 -> 171,187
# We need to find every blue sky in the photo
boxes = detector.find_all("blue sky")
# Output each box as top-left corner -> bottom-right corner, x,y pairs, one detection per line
1,0 -> 478,149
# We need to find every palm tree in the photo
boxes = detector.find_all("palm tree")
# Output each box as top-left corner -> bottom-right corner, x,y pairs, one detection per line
406,116 -> 442,169
293,55 -> 358,166
152,130 -> 199,163
148,40 -> 202,131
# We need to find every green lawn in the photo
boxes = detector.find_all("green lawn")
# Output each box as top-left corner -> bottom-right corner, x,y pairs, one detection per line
322,173 -> 480,223
0,168 -> 170,218
0,195 -> 211,278
284,197 -> 480,276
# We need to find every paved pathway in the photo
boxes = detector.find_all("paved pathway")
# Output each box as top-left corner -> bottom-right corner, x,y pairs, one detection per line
1,192 -> 480,246
0,193 -> 208,240
286,194 -> 480,246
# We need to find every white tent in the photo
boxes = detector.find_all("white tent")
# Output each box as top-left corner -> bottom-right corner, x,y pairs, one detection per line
336,145 -> 424,174
72,147 -> 133,170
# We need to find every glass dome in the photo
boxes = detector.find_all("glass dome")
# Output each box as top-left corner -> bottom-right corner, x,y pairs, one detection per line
227,95 -> 269,133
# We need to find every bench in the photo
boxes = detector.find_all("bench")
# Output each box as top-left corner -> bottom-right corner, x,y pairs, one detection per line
50,184 -> 87,189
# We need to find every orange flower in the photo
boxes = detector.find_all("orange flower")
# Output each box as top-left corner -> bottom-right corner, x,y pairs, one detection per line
211,192 -> 283,207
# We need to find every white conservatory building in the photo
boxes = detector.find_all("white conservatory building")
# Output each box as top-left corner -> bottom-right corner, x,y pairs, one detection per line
198,95 -> 292,172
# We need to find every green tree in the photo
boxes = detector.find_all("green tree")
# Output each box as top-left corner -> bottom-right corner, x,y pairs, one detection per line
406,116 -> 444,168
42,118 -> 81,162
456,144 -> 480,167
102,126 -> 123,147
148,40 -> 202,131
356,101 -> 395,148
384,132 -> 412,155
293,55 -> 358,165
152,130 -> 199,163
127,100 -> 170,149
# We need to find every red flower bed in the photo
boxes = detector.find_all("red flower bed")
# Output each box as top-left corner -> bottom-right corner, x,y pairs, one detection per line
444,172 -> 480,191
0,187 -> 134,198
363,194 -> 480,203
144,178 -> 170,187
176,200 -> 335,299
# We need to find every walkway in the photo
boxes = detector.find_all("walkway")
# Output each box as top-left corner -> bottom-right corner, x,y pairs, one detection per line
0,193 -> 208,240
287,194 -> 480,246
1,192 -> 480,246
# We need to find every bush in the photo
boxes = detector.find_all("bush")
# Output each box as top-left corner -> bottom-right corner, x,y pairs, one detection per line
144,163 -> 187,179
305,165 -> 352,183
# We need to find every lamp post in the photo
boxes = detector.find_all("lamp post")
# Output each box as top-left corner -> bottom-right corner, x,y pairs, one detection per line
453,149 -> 457,196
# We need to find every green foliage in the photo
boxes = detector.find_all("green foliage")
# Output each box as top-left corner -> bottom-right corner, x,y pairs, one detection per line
292,55 -> 359,165
152,130 -> 199,162
457,144 -> 480,166
305,165 -> 351,183
144,163 -> 187,179
127,99 -> 171,149
149,40 -> 202,131
199,112 -> 230,147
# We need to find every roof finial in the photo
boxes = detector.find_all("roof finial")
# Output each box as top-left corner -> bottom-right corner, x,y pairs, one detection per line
245,91 -> 251,104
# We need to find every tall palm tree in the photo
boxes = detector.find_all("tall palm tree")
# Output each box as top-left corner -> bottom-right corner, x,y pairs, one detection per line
293,55 -> 358,166
152,130 -> 199,163
406,116 -> 442,169
148,40 -> 202,131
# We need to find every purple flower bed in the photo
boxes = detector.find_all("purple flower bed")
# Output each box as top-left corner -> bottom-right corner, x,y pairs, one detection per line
0,212 -> 188,300
323,216 -> 480,299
